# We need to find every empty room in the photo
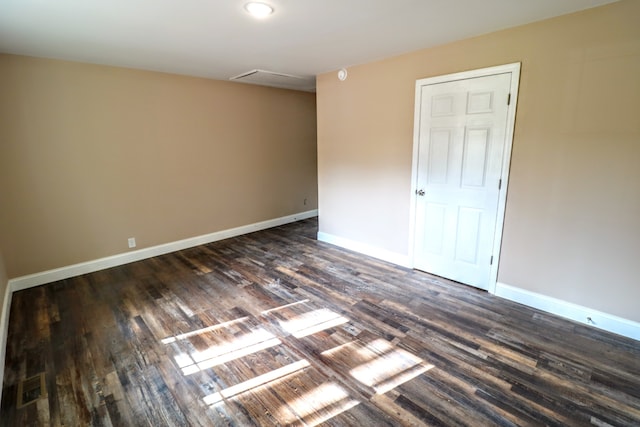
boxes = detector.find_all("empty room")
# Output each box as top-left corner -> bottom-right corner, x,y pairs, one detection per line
1,0 -> 639,425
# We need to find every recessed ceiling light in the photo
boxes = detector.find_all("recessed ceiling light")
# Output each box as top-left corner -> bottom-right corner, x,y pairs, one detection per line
245,2 -> 274,19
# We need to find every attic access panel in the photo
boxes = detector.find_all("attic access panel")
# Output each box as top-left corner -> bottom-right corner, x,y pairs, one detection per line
230,69 -> 315,92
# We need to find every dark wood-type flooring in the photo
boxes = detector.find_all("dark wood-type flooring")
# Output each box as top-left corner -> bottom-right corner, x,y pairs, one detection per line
2,218 -> 640,426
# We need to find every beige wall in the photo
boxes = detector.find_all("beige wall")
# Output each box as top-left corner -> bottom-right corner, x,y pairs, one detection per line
0,55 -> 318,278
317,0 -> 640,322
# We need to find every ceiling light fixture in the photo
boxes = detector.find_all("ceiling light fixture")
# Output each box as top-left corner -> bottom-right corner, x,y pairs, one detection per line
245,2 -> 274,19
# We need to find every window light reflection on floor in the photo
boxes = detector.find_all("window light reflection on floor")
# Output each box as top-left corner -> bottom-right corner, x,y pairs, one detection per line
322,338 -> 434,395
161,316 -> 249,345
191,327 -> 275,363
350,354 -> 432,395
279,308 -> 349,338
349,339 -> 433,394
181,338 -> 282,375
174,327 -> 282,375
353,337 -> 397,357
261,299 -> 310,314
278,382 -> 360,426
203,359 -> 311,406
165,300 -> 433,424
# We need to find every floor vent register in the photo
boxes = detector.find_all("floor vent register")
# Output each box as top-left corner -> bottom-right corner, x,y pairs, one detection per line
17,372 -> 47,408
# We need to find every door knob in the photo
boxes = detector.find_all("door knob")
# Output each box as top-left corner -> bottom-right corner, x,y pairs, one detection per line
416,189 -> 425,196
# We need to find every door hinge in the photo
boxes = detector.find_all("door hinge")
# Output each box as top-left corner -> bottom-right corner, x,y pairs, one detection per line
490,255 -> 494,265
507,93 -> 511,105
498,178 -> 502,190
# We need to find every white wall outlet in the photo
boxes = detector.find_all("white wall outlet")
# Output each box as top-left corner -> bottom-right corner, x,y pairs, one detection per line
128,237 -> 136,248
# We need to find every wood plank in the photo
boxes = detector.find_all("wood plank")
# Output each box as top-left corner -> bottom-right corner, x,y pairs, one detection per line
2,217 -> 639,426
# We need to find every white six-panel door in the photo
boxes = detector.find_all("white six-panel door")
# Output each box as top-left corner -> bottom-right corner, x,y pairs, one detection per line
412,66 -> 519,291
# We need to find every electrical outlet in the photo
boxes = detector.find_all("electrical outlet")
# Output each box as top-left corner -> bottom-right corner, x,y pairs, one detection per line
128,237 -> 136,248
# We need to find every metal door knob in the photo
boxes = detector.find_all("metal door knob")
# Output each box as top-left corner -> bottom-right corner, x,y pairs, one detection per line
416,189 -> 425,196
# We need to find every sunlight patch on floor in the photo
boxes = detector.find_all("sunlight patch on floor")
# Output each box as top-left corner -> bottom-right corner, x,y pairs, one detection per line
322,338 -> 433,395
351,356 -> 433,395
181,338 -> 283,375
320,341 -> 357,357
203,359 -> 311,406
279,308 -> 349,338
161,316 -> 249,344
349,339 -> 433,394
261,299 -> 310,314
191,327 -> 276,363
173,327 -> 282,375
278,382 -> 360,426
168,300 -> 432,424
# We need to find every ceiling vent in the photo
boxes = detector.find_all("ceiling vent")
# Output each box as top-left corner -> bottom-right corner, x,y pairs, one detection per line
230,69 -> 315,92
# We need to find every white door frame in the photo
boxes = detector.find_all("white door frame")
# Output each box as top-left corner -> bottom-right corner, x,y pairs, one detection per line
408,62 -> 521,294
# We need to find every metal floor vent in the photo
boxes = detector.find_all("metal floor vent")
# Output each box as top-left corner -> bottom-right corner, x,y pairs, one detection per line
230,69 -> 316,92
17,373 -> 46,408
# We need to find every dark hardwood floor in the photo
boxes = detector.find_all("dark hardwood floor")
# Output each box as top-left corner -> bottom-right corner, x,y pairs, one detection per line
2,217 -> 639,426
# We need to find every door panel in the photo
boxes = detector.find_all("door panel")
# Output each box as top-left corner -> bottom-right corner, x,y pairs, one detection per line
424,203 -> 446,255
414,73 -> 512,290
462,127 -> 490,187
455,207 -> 482,264
467,91 -> 494,114
431,94 -> 456,116
427,129 -> 452,184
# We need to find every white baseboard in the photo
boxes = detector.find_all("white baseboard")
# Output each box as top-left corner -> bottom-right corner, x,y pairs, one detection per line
317,232 -> 411,268
0,281 -> 12,403
495,282 -> 640,341
9,210 -> 318,292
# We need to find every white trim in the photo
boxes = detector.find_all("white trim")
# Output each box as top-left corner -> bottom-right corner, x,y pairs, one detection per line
0,280 -> 12,404
489,63 -> 521,294
8,210 -> 318,292
413,63 -> 522,86
495,282 -> 640,341
407,72 -> 423,267
317,232 -> 411,268
408,62 -> 521,293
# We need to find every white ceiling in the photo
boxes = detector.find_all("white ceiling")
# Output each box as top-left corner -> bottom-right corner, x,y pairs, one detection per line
0,0 -> 618,91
